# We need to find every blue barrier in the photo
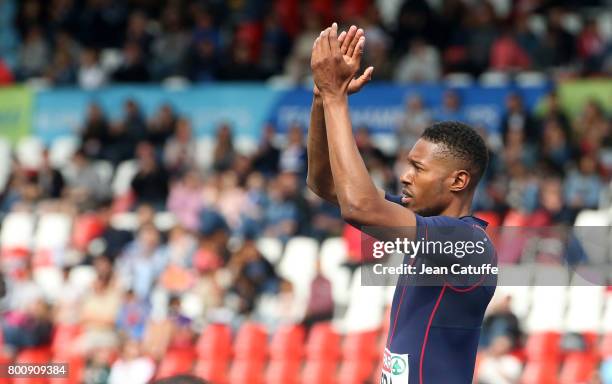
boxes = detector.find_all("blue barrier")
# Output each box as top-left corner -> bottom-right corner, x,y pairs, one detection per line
31,83 -> 551,144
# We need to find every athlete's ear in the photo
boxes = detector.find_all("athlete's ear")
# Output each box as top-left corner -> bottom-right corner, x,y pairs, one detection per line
449,169 -> 470,192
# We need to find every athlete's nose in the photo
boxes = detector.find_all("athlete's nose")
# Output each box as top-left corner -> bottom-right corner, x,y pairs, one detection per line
400,166 -> 414,186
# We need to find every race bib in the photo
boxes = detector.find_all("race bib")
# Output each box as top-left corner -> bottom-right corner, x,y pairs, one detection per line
381,347 -> 409,384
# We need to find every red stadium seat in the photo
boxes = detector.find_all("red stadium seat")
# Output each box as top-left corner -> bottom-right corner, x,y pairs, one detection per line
234,322 -> 268,361
269,324 -> 305,361
229,360 -> 265,384
16,347 -> 52,364
305,323 -> 341,361
193,359 -> 229,384
559,352 -> 599,384
521,360 -> 559,384
196,323 -> 232,361
601,333 -> 612,357
525,332 -> 562,363
337,360 -> 374,383
71,213 -> 104,251
265,359 -> 301,384
51,324 -> 81,359
155,347 -> 196,379
301,360 -> 337,384
341,330 -> 379,362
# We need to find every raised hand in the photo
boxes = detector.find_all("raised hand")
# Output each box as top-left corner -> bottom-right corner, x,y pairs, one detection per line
311,23 -> 370,100
313,25 -> 374,96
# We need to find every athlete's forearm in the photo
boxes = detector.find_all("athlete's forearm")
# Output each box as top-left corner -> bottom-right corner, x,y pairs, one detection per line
306,94 -> 338,203
322,94 -> 381,220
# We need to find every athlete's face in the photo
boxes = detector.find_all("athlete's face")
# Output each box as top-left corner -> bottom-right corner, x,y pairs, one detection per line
399,139 -> 462,216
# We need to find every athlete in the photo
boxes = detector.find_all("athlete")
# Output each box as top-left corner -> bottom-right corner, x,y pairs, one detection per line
307,23 -> 497,384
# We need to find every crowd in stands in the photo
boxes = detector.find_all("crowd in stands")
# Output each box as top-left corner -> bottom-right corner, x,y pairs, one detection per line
0,0 -> 611,87
0,86 -> 610,381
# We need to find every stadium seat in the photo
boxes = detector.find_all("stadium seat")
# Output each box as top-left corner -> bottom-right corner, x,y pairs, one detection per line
154,211 -> 178,232
16,136 -> 44,170
49,136 -> 79,168
479,71 -> 510,86
574,209 -> 610,226
521,360 -> 560,384
269,324 -> 305,361
196,324 -> 232,361
305,323 -> 341,361
256,237 -> 284,265
342,330 -> 380,362
525,332 -> 562,362
33,212 -> 72,267
229,360 -> 265,384
265,359 -> 301,384
68,265 -> 96,292
235,135 -> 258,156
601,333 -> 612,357
234,322 -> 268,361
110,211 -> 139,231
564,272 -> 605,333
319,237 -> 351,307
559,352 -> 599,384
71,213 -> 105,252
16,347 -> 52,364
0,211 -> 35,251
193,359 -> 229,384
527,286 -> 567,332
111,159 -> 138,197
155,347 -> 197,379
337,359 -> 375,384
516,71 -> 547,87
277,236 -> 319,303
51,324 -> 81,359
33,266 -> 63,302
444,72 -> 474,87
301,360 -> 337,384
0,137 -> 11,193
372,134 -> 398,157
342,267 -> 386,332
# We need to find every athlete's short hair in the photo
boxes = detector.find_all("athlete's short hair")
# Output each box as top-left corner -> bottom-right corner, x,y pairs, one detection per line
421,121 -> 489,187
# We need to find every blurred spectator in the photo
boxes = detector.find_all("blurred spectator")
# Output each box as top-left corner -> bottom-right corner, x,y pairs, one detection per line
108,338 -> 155,384
465,2 -> 499,74
78,0 -> 127,48
279,124 -> 307,175
117,224 -> 167,300
227,234 -> 279,314
490,28 -> 532,71
259,12 -> 291,77
477,335 -> 522,384
537,91 -> 571,139
573,99 -> 610,156
54,266 -> 83,325
307,191 -> 343,240
167,171 -> 205,232
142,295 -> 193,360
481,295 -> 522,349
162,226 -> 197,271
164,118 -> 197,174
76,255 -> 122,356
263,174 -> 300,242
131,142 -> 170,209
92,202 -> 134,262
540,118 -> 573,172
116,290 -> 150,341
196,210 -> 231,269
533,177 -> 575,225
112,41 -> 150,83
81,103 -> 111,159
505,162 -> 540,213
534,8 -> 575,68
16,26 -> 49,79
185,7 -> 221,82
63,149 -> 110,207
285,11 -> 322,83
45,47 -> 77,85
302,259 -> 333,329
78,48 -> 107,89
434,90 -> 465,122
501,93 -> 538,145
564,155 -> 602,212
362,11 -> 393,80
151,6 -> 190,80
252,123 -> 280,176
577,18 -> 607,74
217,41 -> 267,81
35,149 -> 65,200
147,104 -> 177,152
212,123 -> 236,172
125,11 -> 153,56
394,38 -> 440,83
397,95 -> 431,150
